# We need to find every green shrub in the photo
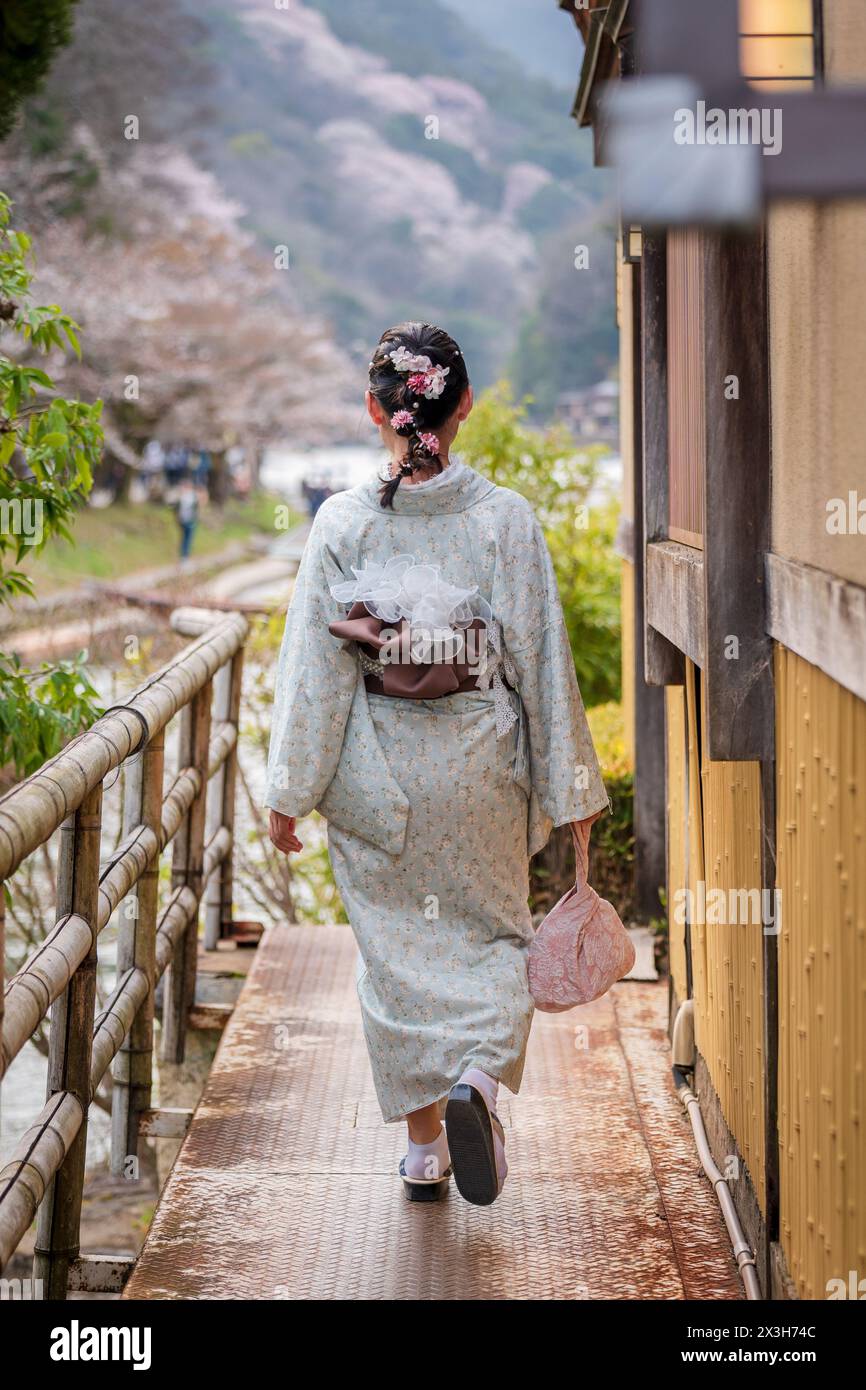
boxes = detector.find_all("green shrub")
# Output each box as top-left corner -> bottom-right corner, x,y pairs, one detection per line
587,702 -> 635,920
529,703 -> 635,920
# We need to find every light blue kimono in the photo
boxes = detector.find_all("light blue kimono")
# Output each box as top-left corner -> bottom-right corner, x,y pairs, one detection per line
266,460 -> 608,1121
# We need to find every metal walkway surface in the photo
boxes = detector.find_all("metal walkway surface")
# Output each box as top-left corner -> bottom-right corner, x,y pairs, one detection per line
124,925 -> 743,1301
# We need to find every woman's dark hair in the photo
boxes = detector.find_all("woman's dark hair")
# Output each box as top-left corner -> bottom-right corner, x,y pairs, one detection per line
368,322 -> 469,508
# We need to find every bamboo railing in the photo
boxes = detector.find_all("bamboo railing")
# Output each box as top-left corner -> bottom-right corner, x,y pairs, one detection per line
0,608 -> 248,1298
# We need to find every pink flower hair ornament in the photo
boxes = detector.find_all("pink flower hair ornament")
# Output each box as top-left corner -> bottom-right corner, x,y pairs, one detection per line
390,410 -> 415,431
408,365 -> 449,400
418,432 -> 440,455
386,347 -> 450,401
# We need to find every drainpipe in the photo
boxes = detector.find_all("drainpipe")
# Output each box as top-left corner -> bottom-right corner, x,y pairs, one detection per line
671,1000 -> 762,1300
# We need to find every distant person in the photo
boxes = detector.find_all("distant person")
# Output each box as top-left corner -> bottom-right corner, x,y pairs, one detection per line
195,448 -> 212,488
142,439 -> 165,475
142,439 -> 166,501
233,462 -> 251,500
173,479 -> 199,559
302,476 -> 321,517
165,444 -> 187,488
304,476 -> 332,516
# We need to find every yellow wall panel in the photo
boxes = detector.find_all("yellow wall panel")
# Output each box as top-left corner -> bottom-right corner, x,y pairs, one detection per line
776,644 -> 866,1298
683,660 -> 766,1208
666,685 -> 689,1004
700,722 -> 766,1210
621,558 -> 636,764
685,661 -> 708,1049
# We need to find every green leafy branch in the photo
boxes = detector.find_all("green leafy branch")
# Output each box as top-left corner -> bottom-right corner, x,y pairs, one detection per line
0,191 -> 104,776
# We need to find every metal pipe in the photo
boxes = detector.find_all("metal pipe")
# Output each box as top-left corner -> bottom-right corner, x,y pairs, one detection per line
672,1063 -> 763,1300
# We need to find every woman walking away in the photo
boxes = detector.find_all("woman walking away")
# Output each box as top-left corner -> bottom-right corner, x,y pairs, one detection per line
266,323 -> 609,1206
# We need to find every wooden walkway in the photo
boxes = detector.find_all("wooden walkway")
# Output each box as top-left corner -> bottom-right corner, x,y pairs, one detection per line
124,925 -> 743,1301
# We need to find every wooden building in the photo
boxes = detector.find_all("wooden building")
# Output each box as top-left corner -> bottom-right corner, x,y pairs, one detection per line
560,0 -> 866,1298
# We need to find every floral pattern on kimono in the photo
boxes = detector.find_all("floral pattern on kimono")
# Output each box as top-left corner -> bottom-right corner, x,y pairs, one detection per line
265,458 -> 609,1121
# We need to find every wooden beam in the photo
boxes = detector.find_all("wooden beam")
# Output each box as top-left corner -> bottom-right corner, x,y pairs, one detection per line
138,1107 -> 193,1139
626,259 -> 667,920
188,1003 -> 233,1033
572,0 -> 631,131
646,541 -> 705,668
639,0 -> 740,92
766,552 -> 866,704
702,229 -> 774,762
640,230 -> 684,686
66,1253 -> 135,1295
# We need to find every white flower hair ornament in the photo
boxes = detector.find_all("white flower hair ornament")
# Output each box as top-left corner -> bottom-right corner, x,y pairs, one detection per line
388,348 -> 431,373
387,348 -> 451,401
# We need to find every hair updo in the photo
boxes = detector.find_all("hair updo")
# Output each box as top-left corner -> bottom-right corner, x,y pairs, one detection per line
368,322 -> 469,509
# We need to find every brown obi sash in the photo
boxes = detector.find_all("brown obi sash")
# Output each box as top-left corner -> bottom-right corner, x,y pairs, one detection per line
329,601 -> 488,700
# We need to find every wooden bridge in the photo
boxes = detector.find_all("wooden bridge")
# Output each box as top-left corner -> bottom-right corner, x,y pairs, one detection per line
0,610 -> 744,1301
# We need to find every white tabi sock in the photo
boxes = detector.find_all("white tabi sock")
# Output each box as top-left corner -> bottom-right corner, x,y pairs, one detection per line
458,1066 -> 508,1189
404,1124 -> 451,1181
460,1066 -> 499,1113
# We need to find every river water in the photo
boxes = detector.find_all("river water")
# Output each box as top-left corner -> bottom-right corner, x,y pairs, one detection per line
260,444 -> 382,502
259,443 -> 621,515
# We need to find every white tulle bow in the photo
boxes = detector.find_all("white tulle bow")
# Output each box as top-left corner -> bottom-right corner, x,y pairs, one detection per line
330,553 -> 492,650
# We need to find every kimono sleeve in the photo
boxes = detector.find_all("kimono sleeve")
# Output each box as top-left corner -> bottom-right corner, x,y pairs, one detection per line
264,508 -> 358,817
495,497 -> 609,829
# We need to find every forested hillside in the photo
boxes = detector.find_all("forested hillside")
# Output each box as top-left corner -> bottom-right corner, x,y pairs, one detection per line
0,0 -> 616,449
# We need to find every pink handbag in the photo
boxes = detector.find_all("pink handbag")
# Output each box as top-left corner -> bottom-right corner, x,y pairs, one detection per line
528,819 -> 635,1013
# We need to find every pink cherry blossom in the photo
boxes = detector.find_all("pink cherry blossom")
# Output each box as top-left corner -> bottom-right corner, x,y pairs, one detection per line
407,364 -> 450,400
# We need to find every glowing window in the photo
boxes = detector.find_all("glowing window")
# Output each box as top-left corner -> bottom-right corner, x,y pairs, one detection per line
739,0 -> 816,90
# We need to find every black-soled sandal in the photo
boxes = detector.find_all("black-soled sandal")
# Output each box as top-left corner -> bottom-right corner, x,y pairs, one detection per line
399,1156 -> 452,1202
445,1082 -> 505,1206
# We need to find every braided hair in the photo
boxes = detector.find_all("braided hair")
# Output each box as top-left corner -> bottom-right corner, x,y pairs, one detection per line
368,322 -> 469,509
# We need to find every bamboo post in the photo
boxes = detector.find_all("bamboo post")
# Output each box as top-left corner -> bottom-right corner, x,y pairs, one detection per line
204,662 -> 230,950
162,682 -> 212,1063
33,783 -> 103,1301
111,730 -> 164,1176
205,650 -> 243,948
